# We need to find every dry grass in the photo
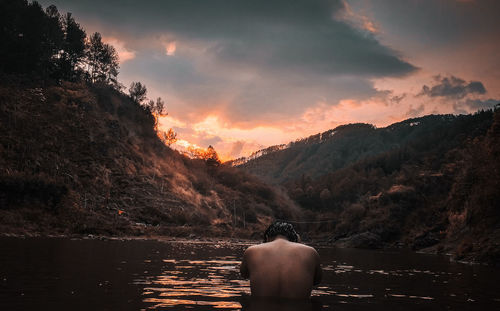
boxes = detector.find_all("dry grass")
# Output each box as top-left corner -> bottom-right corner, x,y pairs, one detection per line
0,80 -> 300,237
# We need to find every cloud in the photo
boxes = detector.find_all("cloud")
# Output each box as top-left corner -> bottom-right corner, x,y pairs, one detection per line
37,0 -> 420,127
408,74 -> 498,116
391,93 -> 407,105
418,75 -> 486,99
351,0 -> 500,49
337,0 -> 380,34
405,104 -> 425,118
42,0 -> 416,78
296,88 -> 411,132
197,135 -> 223,147
102,37 -> 136,63
164,41 -> 176,56
229,141 -> 246,158
463,98 -> 499,110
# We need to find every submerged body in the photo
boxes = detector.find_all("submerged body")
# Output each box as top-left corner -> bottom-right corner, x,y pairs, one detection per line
240,236 -> 322,299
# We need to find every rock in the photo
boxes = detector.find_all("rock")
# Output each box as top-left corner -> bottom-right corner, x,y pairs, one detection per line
334,232 -> 383,249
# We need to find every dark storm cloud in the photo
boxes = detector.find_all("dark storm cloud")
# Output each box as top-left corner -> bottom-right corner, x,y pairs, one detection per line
41,0 -> 416,78
352,0 -> 500,47
122,49 -> 380,125
419,75 -> 486,99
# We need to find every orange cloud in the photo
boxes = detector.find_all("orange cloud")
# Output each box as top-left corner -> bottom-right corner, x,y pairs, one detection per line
102,37 -> 136,63
362,20 -> 379,34
155,72 -> 491,161
158,93 -> 417,160
164,41 -> 177,56
159,114 -> 293,160
337,0 -> 379,34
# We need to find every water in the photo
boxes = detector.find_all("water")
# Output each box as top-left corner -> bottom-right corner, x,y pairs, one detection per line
0,237 -> 499,310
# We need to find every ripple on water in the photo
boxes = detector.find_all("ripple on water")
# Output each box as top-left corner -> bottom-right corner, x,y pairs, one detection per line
132,247 -> 500,310
136,256 -> 250,309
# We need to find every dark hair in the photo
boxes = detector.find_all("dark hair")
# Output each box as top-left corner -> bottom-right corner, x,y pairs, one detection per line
263,221 -> 299,242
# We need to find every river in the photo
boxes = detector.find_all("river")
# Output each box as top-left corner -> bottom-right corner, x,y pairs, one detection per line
0,237 -> 499,310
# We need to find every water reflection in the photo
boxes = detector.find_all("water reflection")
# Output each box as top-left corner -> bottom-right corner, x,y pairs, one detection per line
133,244 -> 500,310
1,238 -> 500,311
136,256 -> 327,310
136,257 -> 249,309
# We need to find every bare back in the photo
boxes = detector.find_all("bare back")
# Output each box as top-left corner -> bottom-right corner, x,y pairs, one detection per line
240,237 -> 322,299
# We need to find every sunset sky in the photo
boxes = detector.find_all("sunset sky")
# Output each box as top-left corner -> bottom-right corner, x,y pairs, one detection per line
40,0 -> 500,160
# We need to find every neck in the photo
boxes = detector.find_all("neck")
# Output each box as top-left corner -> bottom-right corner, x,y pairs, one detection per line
269,235 -> 288,242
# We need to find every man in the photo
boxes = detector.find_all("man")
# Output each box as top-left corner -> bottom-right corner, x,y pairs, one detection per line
240,221 -> 322,299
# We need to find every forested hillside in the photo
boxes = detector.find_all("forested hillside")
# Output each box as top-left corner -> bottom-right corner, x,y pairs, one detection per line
240,111 -> 500,263
236,114 -> 493,184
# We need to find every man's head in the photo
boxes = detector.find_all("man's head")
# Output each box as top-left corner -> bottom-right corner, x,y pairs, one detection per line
263,221 -> 299,243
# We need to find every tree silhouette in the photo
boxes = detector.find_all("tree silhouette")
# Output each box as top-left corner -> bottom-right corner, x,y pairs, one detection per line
59,12 -> 86,81
0,0 -> 63,75
129,81 -> 147,104
42,5 -> 64,77
86,32 -> 119,85
145,97 -> 168,131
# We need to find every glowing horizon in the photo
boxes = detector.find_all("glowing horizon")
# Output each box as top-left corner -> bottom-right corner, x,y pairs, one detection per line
39,0 -> 500,160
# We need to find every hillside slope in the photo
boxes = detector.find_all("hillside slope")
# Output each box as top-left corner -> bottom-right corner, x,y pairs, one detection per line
0,80 -> 299,237
239,111 -> 500,263
237,115 -> 493,184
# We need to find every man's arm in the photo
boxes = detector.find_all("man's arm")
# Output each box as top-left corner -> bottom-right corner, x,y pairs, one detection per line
240,248 -> 251,279
312,249 -> 322,285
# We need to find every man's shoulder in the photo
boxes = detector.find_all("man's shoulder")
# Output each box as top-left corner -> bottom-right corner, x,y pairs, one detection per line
245,241 -> 318,253
292,243 -> 319,256
250,241 -> 317,253
243,244 -> 264,255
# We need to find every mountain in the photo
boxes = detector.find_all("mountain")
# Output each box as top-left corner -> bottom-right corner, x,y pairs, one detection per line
238,110 -> 500,264
234,115 -> 492,184
0,80 -> 299,237
0,0 -> 301,239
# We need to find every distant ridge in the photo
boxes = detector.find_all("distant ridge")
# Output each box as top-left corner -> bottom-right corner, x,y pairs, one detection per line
235,110 -> 500,264
233,114 -> 481,184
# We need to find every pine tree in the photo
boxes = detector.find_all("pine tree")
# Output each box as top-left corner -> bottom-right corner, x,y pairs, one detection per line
60,12 -> 86,81
86,32 -> 119,85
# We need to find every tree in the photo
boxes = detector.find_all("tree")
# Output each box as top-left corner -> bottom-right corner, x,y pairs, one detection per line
186,145 -> 220,165
86,32 -> 104,82
145,97 -> 166,115
0,1 -> 63,75
161,128 -> 178,146
144,96 -> 176,143
41,4 -> 65,77
59,12 -> 86,81
146,97 -> 168,131
205,145 -> 221,166
153,97 -> 166,116
102,43 -> 119,86
86,32 -> 119,85
129,81 -> 147,104
0,2 -> 122,85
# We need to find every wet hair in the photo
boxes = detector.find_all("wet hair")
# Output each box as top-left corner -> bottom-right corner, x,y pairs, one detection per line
263,221 -> 299,242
